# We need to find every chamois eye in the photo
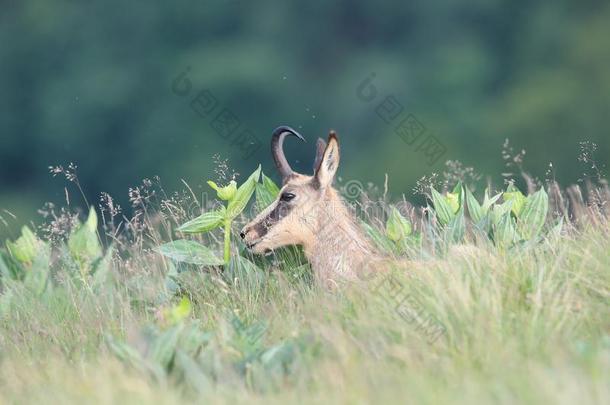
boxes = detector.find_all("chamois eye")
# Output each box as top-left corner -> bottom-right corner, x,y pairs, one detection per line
280,192 -> 296,202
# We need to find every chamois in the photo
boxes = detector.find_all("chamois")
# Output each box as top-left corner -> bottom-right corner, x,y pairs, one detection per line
241,126 -> 386,284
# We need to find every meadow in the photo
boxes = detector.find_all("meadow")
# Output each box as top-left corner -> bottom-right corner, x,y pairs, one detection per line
0,161 -> 608,405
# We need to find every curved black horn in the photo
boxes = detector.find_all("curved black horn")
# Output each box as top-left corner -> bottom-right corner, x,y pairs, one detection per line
271,125 -> 306,180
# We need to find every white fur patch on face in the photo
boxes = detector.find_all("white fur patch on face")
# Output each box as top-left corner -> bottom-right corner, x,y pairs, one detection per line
242,174 -> 319,252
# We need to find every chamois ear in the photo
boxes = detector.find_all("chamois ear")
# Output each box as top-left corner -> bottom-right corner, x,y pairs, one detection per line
312,138 -> 327,174
314,131 -> 340,189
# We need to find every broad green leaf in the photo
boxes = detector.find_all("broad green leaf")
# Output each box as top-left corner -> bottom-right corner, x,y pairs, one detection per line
149,324 -> 184,368
491,199 -> 514,226
92,246 -> 115,289
431,187 -> 455,225
106,334 -> 166,381
227,165 -> 261,218
177,209 -> 225,233
386,206 -> 412,242
227,256 -> 266,290
473,212 -> 493,235
398,232 -> 422,253
450,182 -> 464,212
174,350 -> 212,395
360,220 -> 395,253
446,205 -> 465,243
85,206 -> 98,231
24,244 -> 51,295
503,185 -> 527,217
262,173 -> 280,197
6,226 -> 40,264
156,240 -> 224,266
464,186 -> 484,223
207,180 -> 237,201
68,207 -> 102,267
207,181 -> 219,191
445,192 -> 460,214
229,314 -> 267,351
519,188 -> 549,240
482,189 -> 502,211
179,326 -> 213,356
0,251 -> 24,281
255,173 -> 280,212
255,183 -> 276,212
494,212 -> 518,248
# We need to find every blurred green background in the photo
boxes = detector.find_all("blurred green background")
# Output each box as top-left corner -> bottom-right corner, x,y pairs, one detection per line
1,0 -> 609,236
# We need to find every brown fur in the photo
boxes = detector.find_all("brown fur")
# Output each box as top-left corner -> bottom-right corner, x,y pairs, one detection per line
241,132 -> 386,284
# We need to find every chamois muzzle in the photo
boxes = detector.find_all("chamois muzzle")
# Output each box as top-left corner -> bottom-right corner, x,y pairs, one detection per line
271,125 -> 306,181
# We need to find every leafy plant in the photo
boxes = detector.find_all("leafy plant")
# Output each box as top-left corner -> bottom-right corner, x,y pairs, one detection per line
517,188 -> 549,240
159,166 -> 262,266
5,226 -> 41,265
465,187 -> 501,224
428,183 -> 467,244
428,183 -> 552,248
1,208 -> 114,297
68,207 -> 103,273
255,173 -> 281,211
3,226 -> 51,294
503,184 -> 527,217
383,206 -> 422,253
156,240 -> 224,266
106,298 -> 305,393
385,206 -> 412,243
430,183 -> 463,225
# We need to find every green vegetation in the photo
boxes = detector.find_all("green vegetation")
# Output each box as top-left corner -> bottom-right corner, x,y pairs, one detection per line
158,165 -> 262,266
1,164 -> 608,404
2,1 -> 609,402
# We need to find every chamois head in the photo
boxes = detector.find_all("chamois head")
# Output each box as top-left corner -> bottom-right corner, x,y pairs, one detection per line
240,126 -> 342,256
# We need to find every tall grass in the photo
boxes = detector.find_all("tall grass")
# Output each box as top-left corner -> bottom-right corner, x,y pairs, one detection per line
0,164 -> 608,404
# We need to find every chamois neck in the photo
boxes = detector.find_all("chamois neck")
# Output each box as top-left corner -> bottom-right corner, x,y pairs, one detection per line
305,188 -> 381,282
